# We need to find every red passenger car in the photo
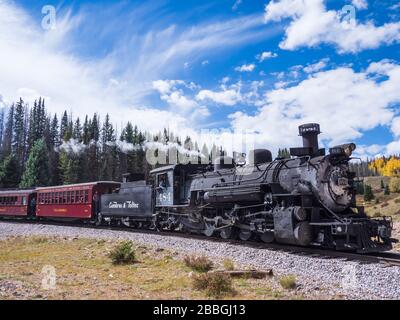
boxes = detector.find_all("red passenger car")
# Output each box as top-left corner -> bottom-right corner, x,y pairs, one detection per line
0,189 -> 36,217
36,182 -> 120,219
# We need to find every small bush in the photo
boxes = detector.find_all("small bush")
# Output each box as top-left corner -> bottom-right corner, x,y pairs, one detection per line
109,241 -> 136,265
192,273 -> 234,298
184,255 -> 213,273
279,275 -> 297,290
394,198 -> 400,204
223,259 -> 235,271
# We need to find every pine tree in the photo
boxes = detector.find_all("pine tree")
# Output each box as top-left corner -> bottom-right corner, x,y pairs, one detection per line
0,155 -> 20,188
100,114 -> 117,180
20,139 -> 51,188
60,111 -> 68,141
364,185 -> 374,202
13,98 -> 26,176
0,108 -> 5,154
384,185 -> 390,195
2,104 -> 14,158
83,115 -> 90,145
73,118 -> 83,142
50,115 -> 59,147
355,181 -> 365,195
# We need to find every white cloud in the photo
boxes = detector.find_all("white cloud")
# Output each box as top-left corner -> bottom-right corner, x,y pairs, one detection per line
391,117 -> 400,138
303,58 -> 329,73
351,0 -> 368,10
201,60 -> 209,66
257,51 -> 278,62
196,89 -> 242,106
229,61 -> 400,154
390,3 -> 400,10
264,0 -> 400,53
235,64 -> 256,72
0,1 -> 271,136
232,0 -> 242,11
152,80 -> 210,124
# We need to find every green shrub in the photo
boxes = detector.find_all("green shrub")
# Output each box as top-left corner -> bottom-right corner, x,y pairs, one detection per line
279,275 -> 297,290
223,259 -> 235,271
184,255 -> 213,273
109,241 -> 136,265
192,273 -> 234,298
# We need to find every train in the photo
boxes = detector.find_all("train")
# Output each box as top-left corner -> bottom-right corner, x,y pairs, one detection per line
0,123 -> 396,253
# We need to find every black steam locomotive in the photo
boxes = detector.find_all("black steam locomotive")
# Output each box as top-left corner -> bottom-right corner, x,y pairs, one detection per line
99,124 -> 395,253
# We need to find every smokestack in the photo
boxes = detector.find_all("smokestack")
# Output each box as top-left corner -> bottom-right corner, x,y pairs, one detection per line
299,123 -> 320,155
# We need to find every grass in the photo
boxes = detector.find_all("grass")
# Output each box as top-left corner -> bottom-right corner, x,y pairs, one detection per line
0,236 -> 320,300
279,275 -> 297,290
223,259 -> 235,271
183,255 -> 213,273
192,273 -> 234,298
109,241 -> 136,265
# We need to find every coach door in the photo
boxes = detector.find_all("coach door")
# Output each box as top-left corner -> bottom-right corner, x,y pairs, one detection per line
155,170 -> 174,207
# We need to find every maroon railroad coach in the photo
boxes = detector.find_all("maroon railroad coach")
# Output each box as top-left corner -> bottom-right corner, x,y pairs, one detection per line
0,189 -> 36,217
36,182 -> 120,219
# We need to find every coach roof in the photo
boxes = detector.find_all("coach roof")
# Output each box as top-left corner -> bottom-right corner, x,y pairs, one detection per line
35,181 -> 120,191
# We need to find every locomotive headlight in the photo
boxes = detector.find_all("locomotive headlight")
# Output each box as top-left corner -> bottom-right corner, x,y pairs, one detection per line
344,143 -> 356,157
329,143 -> 356,157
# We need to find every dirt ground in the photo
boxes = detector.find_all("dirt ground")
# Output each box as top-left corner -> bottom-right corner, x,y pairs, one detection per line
0,236 -> 338,300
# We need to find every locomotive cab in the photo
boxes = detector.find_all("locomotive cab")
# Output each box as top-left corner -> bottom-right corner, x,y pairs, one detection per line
151,164 -> 211,207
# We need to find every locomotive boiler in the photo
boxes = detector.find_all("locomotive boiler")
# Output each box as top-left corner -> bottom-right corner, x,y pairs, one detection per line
98,123 -> 394,253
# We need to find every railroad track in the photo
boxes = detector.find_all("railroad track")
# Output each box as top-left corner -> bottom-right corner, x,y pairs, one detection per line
2,218 -> 400,267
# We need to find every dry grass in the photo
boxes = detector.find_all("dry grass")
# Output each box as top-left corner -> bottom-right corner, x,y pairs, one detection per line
192,273 -> 234,298
279,275 -> 297,290
358,176 -> 400,221
183,255 -> 213,273
0,236 -> 328,300
223,259 -> 235,271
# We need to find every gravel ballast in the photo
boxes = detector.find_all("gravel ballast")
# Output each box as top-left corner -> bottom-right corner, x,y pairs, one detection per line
1,221 -> 399,300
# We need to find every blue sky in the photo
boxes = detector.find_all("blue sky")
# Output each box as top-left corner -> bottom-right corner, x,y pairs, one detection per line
0,0 -> 400,157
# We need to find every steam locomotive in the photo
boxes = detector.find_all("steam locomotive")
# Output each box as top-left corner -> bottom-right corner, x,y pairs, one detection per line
99,123 -> 395,253
0,124 -> 395,253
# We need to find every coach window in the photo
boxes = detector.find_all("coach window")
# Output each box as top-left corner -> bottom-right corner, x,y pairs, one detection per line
67,191 -> 71,204
84,190 -> 89,203
22,196 -> 27,206
71,191 -> 75,204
